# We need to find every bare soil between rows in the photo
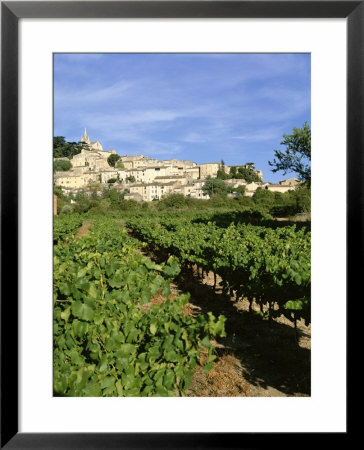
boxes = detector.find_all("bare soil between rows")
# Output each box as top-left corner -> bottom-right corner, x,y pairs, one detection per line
75,222 -> 93,238
141,244 -> 311,397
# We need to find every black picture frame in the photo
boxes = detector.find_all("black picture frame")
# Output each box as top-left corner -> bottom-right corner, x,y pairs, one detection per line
1,1 -> 357,448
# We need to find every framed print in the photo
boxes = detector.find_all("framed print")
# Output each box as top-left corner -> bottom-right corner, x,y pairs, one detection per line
1,1 -> 358,448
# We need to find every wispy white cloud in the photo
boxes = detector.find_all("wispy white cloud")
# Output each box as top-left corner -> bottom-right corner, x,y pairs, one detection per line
233,128 -> 284,142
54,80 -> 135,106
143,143 -> 182,156
181,132 -> 207,143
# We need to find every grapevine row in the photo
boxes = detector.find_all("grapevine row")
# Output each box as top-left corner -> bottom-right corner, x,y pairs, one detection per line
126,216 -> 311,324
54,214 -> 83,242
53,217 -> 226,396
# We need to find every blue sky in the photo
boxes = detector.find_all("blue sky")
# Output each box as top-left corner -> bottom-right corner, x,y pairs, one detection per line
54,53 -> 310,183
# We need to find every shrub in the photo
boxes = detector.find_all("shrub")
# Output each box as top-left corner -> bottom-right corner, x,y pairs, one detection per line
61,205 -> 72,214
159,193 -> 186,209
54,160 -> 72,172
107,154 -> 121,167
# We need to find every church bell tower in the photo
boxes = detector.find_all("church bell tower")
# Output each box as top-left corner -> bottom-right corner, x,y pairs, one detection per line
81,128 -> 91,145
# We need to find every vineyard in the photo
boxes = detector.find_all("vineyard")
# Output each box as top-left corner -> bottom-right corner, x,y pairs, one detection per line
53,209 -> 311,396
126,211 -> 311,326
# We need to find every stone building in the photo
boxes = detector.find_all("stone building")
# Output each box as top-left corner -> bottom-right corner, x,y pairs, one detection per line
54,170 -> 99,190
154,175 -> 188,185
162,159 -> 196,169
278,177 -> 300,186
100,170 -> 120,184
224,179 -> 248,189
125,181 -> 177,202
183,180 -> 210,199
81,128 -> 104,152
264,183 -> 298,194
198,162 -> 220,179
71,150 -> 110,172
185,167 -> 200,179
119,155 -> 159,169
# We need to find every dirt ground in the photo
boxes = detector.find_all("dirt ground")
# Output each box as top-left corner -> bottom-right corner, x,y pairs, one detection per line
177,267 -> 311,397
74,222 -> 93,238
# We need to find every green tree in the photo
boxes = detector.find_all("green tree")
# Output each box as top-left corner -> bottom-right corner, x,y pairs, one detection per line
101,187 -> 124,207
90,186 -> 101,201
60,205 -> 72,215
54,185 -> 66,200
160,193 -> 186,209
73,190 -> 91,213
234,185 -> 246,196
216,159 -> 230,180
53,136 -> 87,159
109,188 -> 121,205
53,159 -> 72,172
119,199 -> 139,211
236,167 -> 261,183
53,136 -> 67,150
252,187 -> 275,210
230,166 -> 237,178
270,185 -> 311,217
268,122 -> 311,184
236,195 -> 254,208
116,161 -> 125,169
107,154 -> 121,167
293,184 -> 311,213
54,185 -> 69,213
98,199 -> 112,213
202,178 -> 228,197
216,169 -> 229,180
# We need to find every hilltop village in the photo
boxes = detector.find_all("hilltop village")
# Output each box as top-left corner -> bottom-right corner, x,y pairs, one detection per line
54,130 -> 300,202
